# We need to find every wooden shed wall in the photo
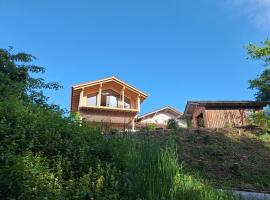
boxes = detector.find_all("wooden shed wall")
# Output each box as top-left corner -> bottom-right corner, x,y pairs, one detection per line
192,107 -> 206,128
204,109 -> 248,128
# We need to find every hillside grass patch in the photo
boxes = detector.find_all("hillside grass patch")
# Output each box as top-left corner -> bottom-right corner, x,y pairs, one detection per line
175,128 -> 270,192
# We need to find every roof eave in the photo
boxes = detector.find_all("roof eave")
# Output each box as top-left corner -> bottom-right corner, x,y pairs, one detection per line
72,76 -> 148,98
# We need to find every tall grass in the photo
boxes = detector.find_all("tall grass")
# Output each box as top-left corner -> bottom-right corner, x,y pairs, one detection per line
108,135 -> 238,200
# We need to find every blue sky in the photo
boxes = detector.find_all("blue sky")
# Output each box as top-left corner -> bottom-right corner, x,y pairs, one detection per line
0,0 -> 269,114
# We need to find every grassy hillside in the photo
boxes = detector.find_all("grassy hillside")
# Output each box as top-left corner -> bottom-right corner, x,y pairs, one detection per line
0,99 -> 238,199
0,48 -> 247,199
141,128 -> 270,192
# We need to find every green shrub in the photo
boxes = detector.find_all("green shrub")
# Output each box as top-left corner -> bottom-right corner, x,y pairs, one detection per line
248,107 -> 270,134
167,119 -> 179,130
187,118 -> 193,128
109,128 -> 118,135
224,122 -> 233,128
0,48 -> 127,199
146,123 -> 156,131
0,96 -> 129,199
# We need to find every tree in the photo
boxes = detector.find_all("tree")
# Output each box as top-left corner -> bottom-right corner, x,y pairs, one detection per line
248,106 -> 270,134
0,47 -> 62,105
246,39 -> 270,101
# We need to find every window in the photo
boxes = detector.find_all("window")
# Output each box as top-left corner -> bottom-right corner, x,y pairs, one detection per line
101,90 -> 120,108
106,95 -> 118,107
124,97 -> 131,109
87,94 -> 97,106
100,89 -> 132,109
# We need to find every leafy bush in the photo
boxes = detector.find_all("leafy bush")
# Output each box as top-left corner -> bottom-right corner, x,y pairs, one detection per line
187,118 -> 193,128
146,123 -> 156,131
0,48 -> 128,199
224,122 -> 233,128
109,128 -> 119,135
248,107 -> 270,134
167,119 -> 179,130
0,96 -> 129,199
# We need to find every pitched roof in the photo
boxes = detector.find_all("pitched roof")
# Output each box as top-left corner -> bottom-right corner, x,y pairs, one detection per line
137,106 -> 182,121
184,100 -> 269,115
72,76 -> 148,98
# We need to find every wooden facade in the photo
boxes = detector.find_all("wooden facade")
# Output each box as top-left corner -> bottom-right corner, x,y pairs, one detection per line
184,101 -> 268,128
71,76 -> 148,131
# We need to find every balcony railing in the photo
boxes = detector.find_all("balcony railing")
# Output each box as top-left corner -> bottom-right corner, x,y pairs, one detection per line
78,87 -> 141,112
78,100 -> 139,112
79,105 -> 139,113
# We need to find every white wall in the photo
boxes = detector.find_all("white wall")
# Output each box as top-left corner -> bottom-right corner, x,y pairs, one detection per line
140,112 -> 187,128
176,118 -> 188,128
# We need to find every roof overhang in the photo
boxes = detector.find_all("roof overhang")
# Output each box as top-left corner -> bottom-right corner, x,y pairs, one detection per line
72,76 -> 148,99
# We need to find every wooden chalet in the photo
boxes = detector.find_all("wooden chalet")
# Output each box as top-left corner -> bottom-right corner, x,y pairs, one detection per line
71,76 -> 148,131
184,101 -> 269,128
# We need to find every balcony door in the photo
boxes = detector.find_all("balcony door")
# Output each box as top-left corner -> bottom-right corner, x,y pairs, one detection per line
101,89 -> 131,109
101,90 -> 121,108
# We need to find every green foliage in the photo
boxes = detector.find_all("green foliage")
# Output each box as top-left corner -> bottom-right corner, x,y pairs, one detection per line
73,111 -> 82,121
126,138 -> 178,199
187,118 -> 193,128
0,95 -> 127,199
246,39 -> 270,67
109,128 -> 118,135
0,48 -> 237,199
248,107 -> 270,134
246,39 -> 270,101
0,47 -> 62,105
106,136 -> 236,200
224,122 -> 233,128
248,68 -> 270,101
0,48 -> 126,199
167,118 -> 179,130
146,123 -> 156,131
3,152 -> 62,199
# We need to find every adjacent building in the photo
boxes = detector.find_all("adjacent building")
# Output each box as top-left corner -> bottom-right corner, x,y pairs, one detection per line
71,76 -> 148,131
184,101 -> 268,128
136,106 -> 187,129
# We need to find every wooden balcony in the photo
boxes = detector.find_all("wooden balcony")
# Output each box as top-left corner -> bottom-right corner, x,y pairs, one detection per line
78,85 -> 141,114
79,104 -> 139,113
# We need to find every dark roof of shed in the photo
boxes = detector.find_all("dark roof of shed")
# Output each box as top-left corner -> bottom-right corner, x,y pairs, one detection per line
184,101 -> 269,115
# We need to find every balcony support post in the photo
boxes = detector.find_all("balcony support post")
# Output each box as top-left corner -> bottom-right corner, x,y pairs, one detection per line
79,88 -> 84,109
121,86 -> 125,109
137,95 -> 140,111
97,83 -> 102,107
